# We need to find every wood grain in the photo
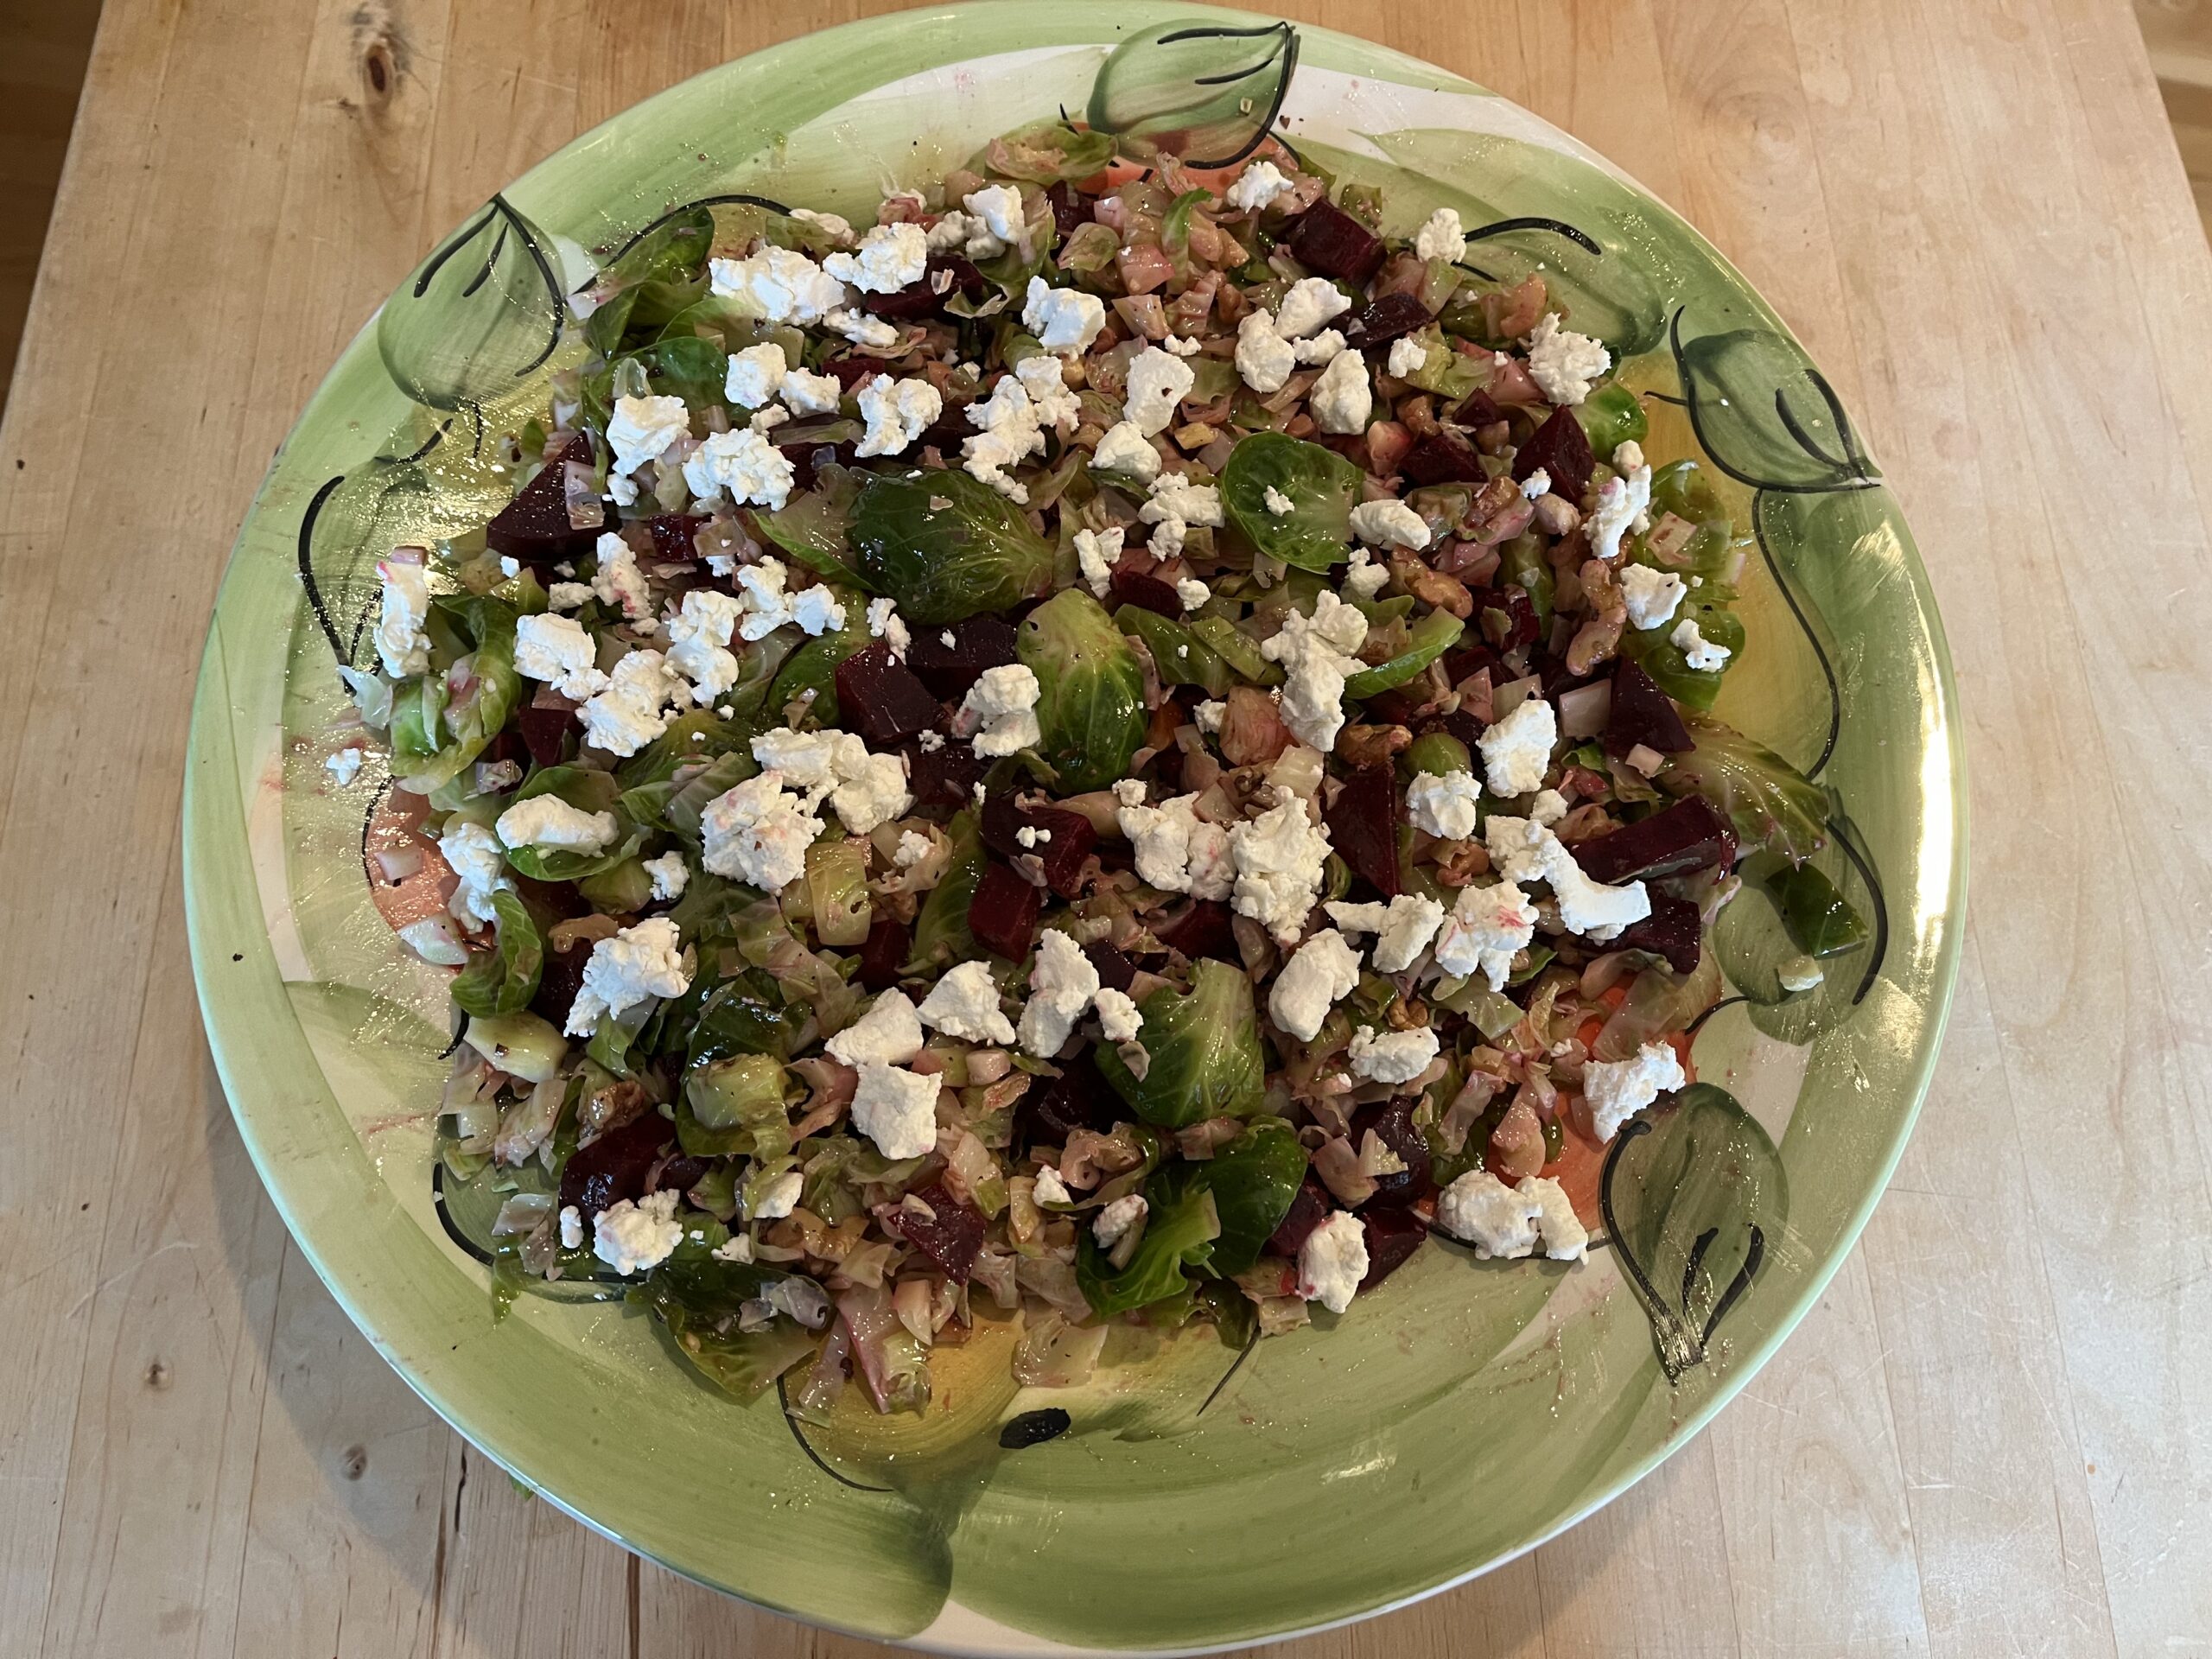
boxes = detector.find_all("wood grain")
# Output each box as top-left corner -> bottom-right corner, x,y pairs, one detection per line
2,2 -> 2208,1655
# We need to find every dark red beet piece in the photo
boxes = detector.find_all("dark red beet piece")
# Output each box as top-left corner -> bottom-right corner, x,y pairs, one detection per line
857,918 -> 911,991
1429,706 -> 1488,753
877,1182 -> 986,1283
1020,1052 -> 1118,1144
517,685 -> 577,769
1288,198 -> 1386,284
486,434 -> 599,563
1399,429 -> 1487,486
557,1109 -> 670,1217
1324,766 -> 1402,899
651,1154 -> 712,1195
969,860 -> 1042,960
1536,648 -> 1599,700
1266,1182 -> 1333,1258
1046,181 -> 1087,239
1604,658 -> 1695,758
906,616 -> 1019,700
1150,898 -> 1237,963
1350,1100 -> 1433,1210
980,791 -> 1099,899
477,728 -> 528,772
1572,795 -> 1739,886
1614,894 -> 1704,975
1082,939 -> 1137,994
835,643 -> 942,747
823,355 -> 896,389
1359,1206 -> 1431,1289
777,439 -> 858,493
904,737 -> 982,808
1452,386 -> 1506,429
1110,559 -> 1182,619
530,939 -> 591,1033
1512,405 -> 1595,499
647,513 -> 707,563
1480,587 -> 1541,652
1360,688 -> 1426,728
866,281 -> 941,321
1345,290 -> 1433,348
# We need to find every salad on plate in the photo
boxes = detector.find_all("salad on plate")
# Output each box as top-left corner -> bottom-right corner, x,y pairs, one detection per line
337,117 -> 1842,1415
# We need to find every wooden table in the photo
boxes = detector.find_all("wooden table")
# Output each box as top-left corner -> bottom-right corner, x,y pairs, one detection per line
3,0 -> 2208,1652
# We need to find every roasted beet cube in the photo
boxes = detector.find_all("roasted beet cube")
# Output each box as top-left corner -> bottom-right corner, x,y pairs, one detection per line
1614,893 -> 1704,975
1266,1182 -> 1333,1259
777,439 -> 858,494
1020,1052 -> 1118,1143
836,642 -> 942,747
857,918 -> 911,991
980,791 -> 1099,899
1359,1206 -> 1431,1289
1512,405 -> 1595,500
1083,938 -> 1137,994
1110,558 -> 1182,619
969,860 -> 1042,960
1350,1100 -> 1433,1209
486,433 -> 600,563
1480,587 -> 1541,653
530,938 -> 592,1033
865,280 -> 940,320
1604,658 -> 1694,758
1573,795 -> 1739,885
556,1109 -> 670,1218
517,684 -> 577,768
1399,429 -> 1487,486
877,1182 -> 986,1282
1346,290 -> 1433,348
1325,766 -> 1402,899
906,616 -> 1018,701
650,1154 -> 711,1195
823,355 -> 896,389
1452,386 -> 1506,429
1046,181 -> 1087,238
905,736 -> 983,808
476,728 -> 528,772
647,513 -> 707,563
1150,898 -> 1237,963
1288,198 -> 1386,284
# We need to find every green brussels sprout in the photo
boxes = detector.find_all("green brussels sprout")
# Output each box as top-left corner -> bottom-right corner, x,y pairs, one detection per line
1116,604 -> 1235,697
1200,1117 -> 1310,1275
1016,588 -> 1148,792
1658,711 -> 1830,865
1219,431 -> 1364,572
461,1010 -> 568,1083
1344,608 -> 1464,699
1618,595 -> 1745,712
1572,383 -> 1649,455
1076,1166 -> 1221,1318
1403,732 -> 1471,779
390,593 -> 523,794
449,889 -> 543,1018
681,1052 -> 792,1158
1186,613 -> 1284,686
575,856 -> 655,914
1096,958 -> 1266,1128
766,592 -> 871,724
850,469 -> 1056,625
804,839 -> 872,946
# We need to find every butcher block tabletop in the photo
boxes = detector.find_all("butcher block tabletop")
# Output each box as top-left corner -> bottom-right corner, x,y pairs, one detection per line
3,0 -> 2209,1653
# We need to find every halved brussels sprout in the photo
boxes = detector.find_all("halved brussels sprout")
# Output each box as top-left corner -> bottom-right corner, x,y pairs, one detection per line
1344,608 -> 1464,699
1219,431 -> 1363,572
851,469 -> 1056,625
1017,588 -> 1149,793
1095,958 -> 1266,1128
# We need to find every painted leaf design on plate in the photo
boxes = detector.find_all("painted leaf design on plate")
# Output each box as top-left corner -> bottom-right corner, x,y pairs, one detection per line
378,194 -> 565,411
1601,1083 -> 1788,1382
1670,309 -> 1878,493
1086,20 -> 1299,168
1459,217 -> 1666,358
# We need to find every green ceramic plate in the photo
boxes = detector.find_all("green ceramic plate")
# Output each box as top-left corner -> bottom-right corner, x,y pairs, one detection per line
184,6 -> 1966,1652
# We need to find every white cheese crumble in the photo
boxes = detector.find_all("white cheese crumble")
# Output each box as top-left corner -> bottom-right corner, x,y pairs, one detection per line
824,988 -> 925,1068
850,1062 -> 941,1160
917,958 -> 1017,1045
1349,498 -> 1430,550
1437,1172 -> 1585,1261
1405,769 -> 1483,841
567,915 -> 691,1036
494,793 -> 618,855
1017,929 -> 1103,1058
1226,158 -> 1293,213
1343,547 -> 1389,600
1483,814 -> 1651,943
1432,879 -> 1538,991
1033,1166 -> 1073,1206
515,612 -> 610,701
1194,699 -> 1226,734
558,1205 -> 583,1250
1074,525 -> 1122,599
605,394 -> 690,477
748,726 -> 912,836
662,588 -> 743,705
325,747 -> 364,787
1293,328 -> 1347,365
953,664 -> 1042,757
780,366 -> 843,416
724,342 -> 787,409
823,308 -> 899,350
1274,276 -> 1352,340
700,771 -> 822,893
1385,335 -> 1427,378
1309,346 -> 1371,435
682,428 -> 796,512
963,369 -> 1049,501
1587,463 -> 1653,561
1298,1210 -> 1368,1314
438,819 -> 510,928
578,648 -> 683,757
1478,696 -> 1557,797
823,221 -> 928,293
1260,590 -> 1368,752
1093,1194 -> 1148,1249
642,850 -> 689,901
1522,313 -> 1611,407
588,532 -> 653,622
1116,791 -> 1235,900
963,183 -> 1027,247
1263,485 -> 1294,516
1582,1040 -> 1687,1141
1229,795 -> 1334,946
1324,893 -> 1446,974
865,595 -> 911,659
1123,346 -> 1196,437
1091,420 -> 1162,485
1141,469 -> 1224,559
1414,206 -> 1465,263
374,554 -> 432,677
709,247 -> 848,325
1267,927 -> 1361,1041
1671,616 -> 1732,671
855,373 -> 944,458
1094,987 -> 1142,1044
593,1189 -> 683,1275
1520,468 -> 1552,500
1234,308 -> 1295,395
753,1171 -> 804,1221
1175,577 -> 1211,612
1022,276 -> 1107,356
1349,1023 -> 1440,1084
1620,563 -> 1688,631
